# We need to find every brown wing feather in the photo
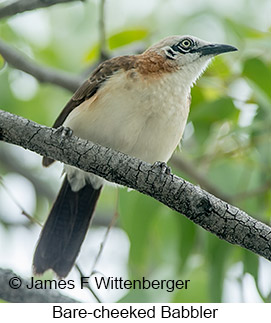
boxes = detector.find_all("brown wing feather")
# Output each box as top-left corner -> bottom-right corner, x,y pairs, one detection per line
42,55 -> 136,167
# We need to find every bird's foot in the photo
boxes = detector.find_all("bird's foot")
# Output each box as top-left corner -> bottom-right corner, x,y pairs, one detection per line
54,126 -> 73,138
151,161 -> 172,180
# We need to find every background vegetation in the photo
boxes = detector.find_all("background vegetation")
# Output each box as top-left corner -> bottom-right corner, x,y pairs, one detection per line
0,0 -> 270,302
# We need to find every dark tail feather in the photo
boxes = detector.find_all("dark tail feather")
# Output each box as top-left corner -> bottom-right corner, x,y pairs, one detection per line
33,176 -> 102,278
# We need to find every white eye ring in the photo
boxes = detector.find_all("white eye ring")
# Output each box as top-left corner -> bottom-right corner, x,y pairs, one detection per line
180,39 -> 193,49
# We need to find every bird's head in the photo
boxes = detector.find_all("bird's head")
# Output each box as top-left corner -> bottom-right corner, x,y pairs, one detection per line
145,35 -> 237,85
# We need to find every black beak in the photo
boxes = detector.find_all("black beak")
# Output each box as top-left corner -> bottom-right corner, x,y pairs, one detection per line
197,43 -> 238,56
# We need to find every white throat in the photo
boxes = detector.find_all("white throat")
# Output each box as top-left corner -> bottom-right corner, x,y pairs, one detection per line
179,57 -> 212,87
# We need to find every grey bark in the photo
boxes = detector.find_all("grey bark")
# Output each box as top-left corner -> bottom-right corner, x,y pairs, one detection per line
0,268 -> 78,302
0,0 -> 83,19
0,109 -> 271,263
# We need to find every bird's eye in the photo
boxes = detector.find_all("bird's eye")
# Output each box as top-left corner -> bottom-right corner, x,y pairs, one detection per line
170,38 -> 194,55
180,38 -> 193,49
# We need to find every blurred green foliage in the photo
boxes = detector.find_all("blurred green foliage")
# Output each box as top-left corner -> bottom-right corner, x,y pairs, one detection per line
0,0 -> 270,303
85,29 -> 149,62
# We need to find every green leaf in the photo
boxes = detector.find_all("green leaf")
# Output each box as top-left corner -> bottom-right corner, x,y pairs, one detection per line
151,209 -> 180,267
0,54 -> 4,70
224,19 -> 266,39
206,233 -> 232,302
84,29 -> 149,63
108,29 -> 148,50
190,86 -> 205,107
243,58 -> 271,100
190,97 -> 238,123
207,56 -> 232,78
243,250 -> 259,282
189,97 -> 239,144
173,267 -> 209,302
118,189 -> 158,276
84,44 -> 99,63
176,215 -> 197,271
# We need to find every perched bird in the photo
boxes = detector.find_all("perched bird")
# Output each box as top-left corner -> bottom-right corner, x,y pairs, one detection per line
33,35 -> 237,277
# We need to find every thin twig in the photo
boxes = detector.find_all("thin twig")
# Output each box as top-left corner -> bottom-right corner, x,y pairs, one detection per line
90,189 -> 119,275
80,0 -> 109,78
170,154 -> 232,203
98,0 -> 107,60
0,146 -> 55,200
0,175 -> 42,226
232,183 -> 271,202
170,154 -> 270,204
75,264 -> 102,303
0,145 -> 120,227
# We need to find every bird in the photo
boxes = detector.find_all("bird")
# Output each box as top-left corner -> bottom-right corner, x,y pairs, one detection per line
33,35 -> 237,277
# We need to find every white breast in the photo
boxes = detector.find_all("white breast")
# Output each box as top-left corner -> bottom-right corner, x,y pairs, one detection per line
64,70 -> 191,191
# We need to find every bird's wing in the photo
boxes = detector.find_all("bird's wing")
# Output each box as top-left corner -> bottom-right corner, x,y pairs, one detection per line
43,55 -> 136,167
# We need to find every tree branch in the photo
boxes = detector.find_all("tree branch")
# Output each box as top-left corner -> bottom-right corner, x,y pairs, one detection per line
0,39 -> 81,92
0,268 -> 78,302
0,0 -> 83,20
1,109 -> 271,263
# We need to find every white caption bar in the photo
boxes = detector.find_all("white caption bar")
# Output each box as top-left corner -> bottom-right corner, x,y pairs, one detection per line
1,303 -> 269,322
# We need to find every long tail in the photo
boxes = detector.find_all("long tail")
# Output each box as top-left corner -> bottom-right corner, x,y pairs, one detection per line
33,176 -> 102,278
